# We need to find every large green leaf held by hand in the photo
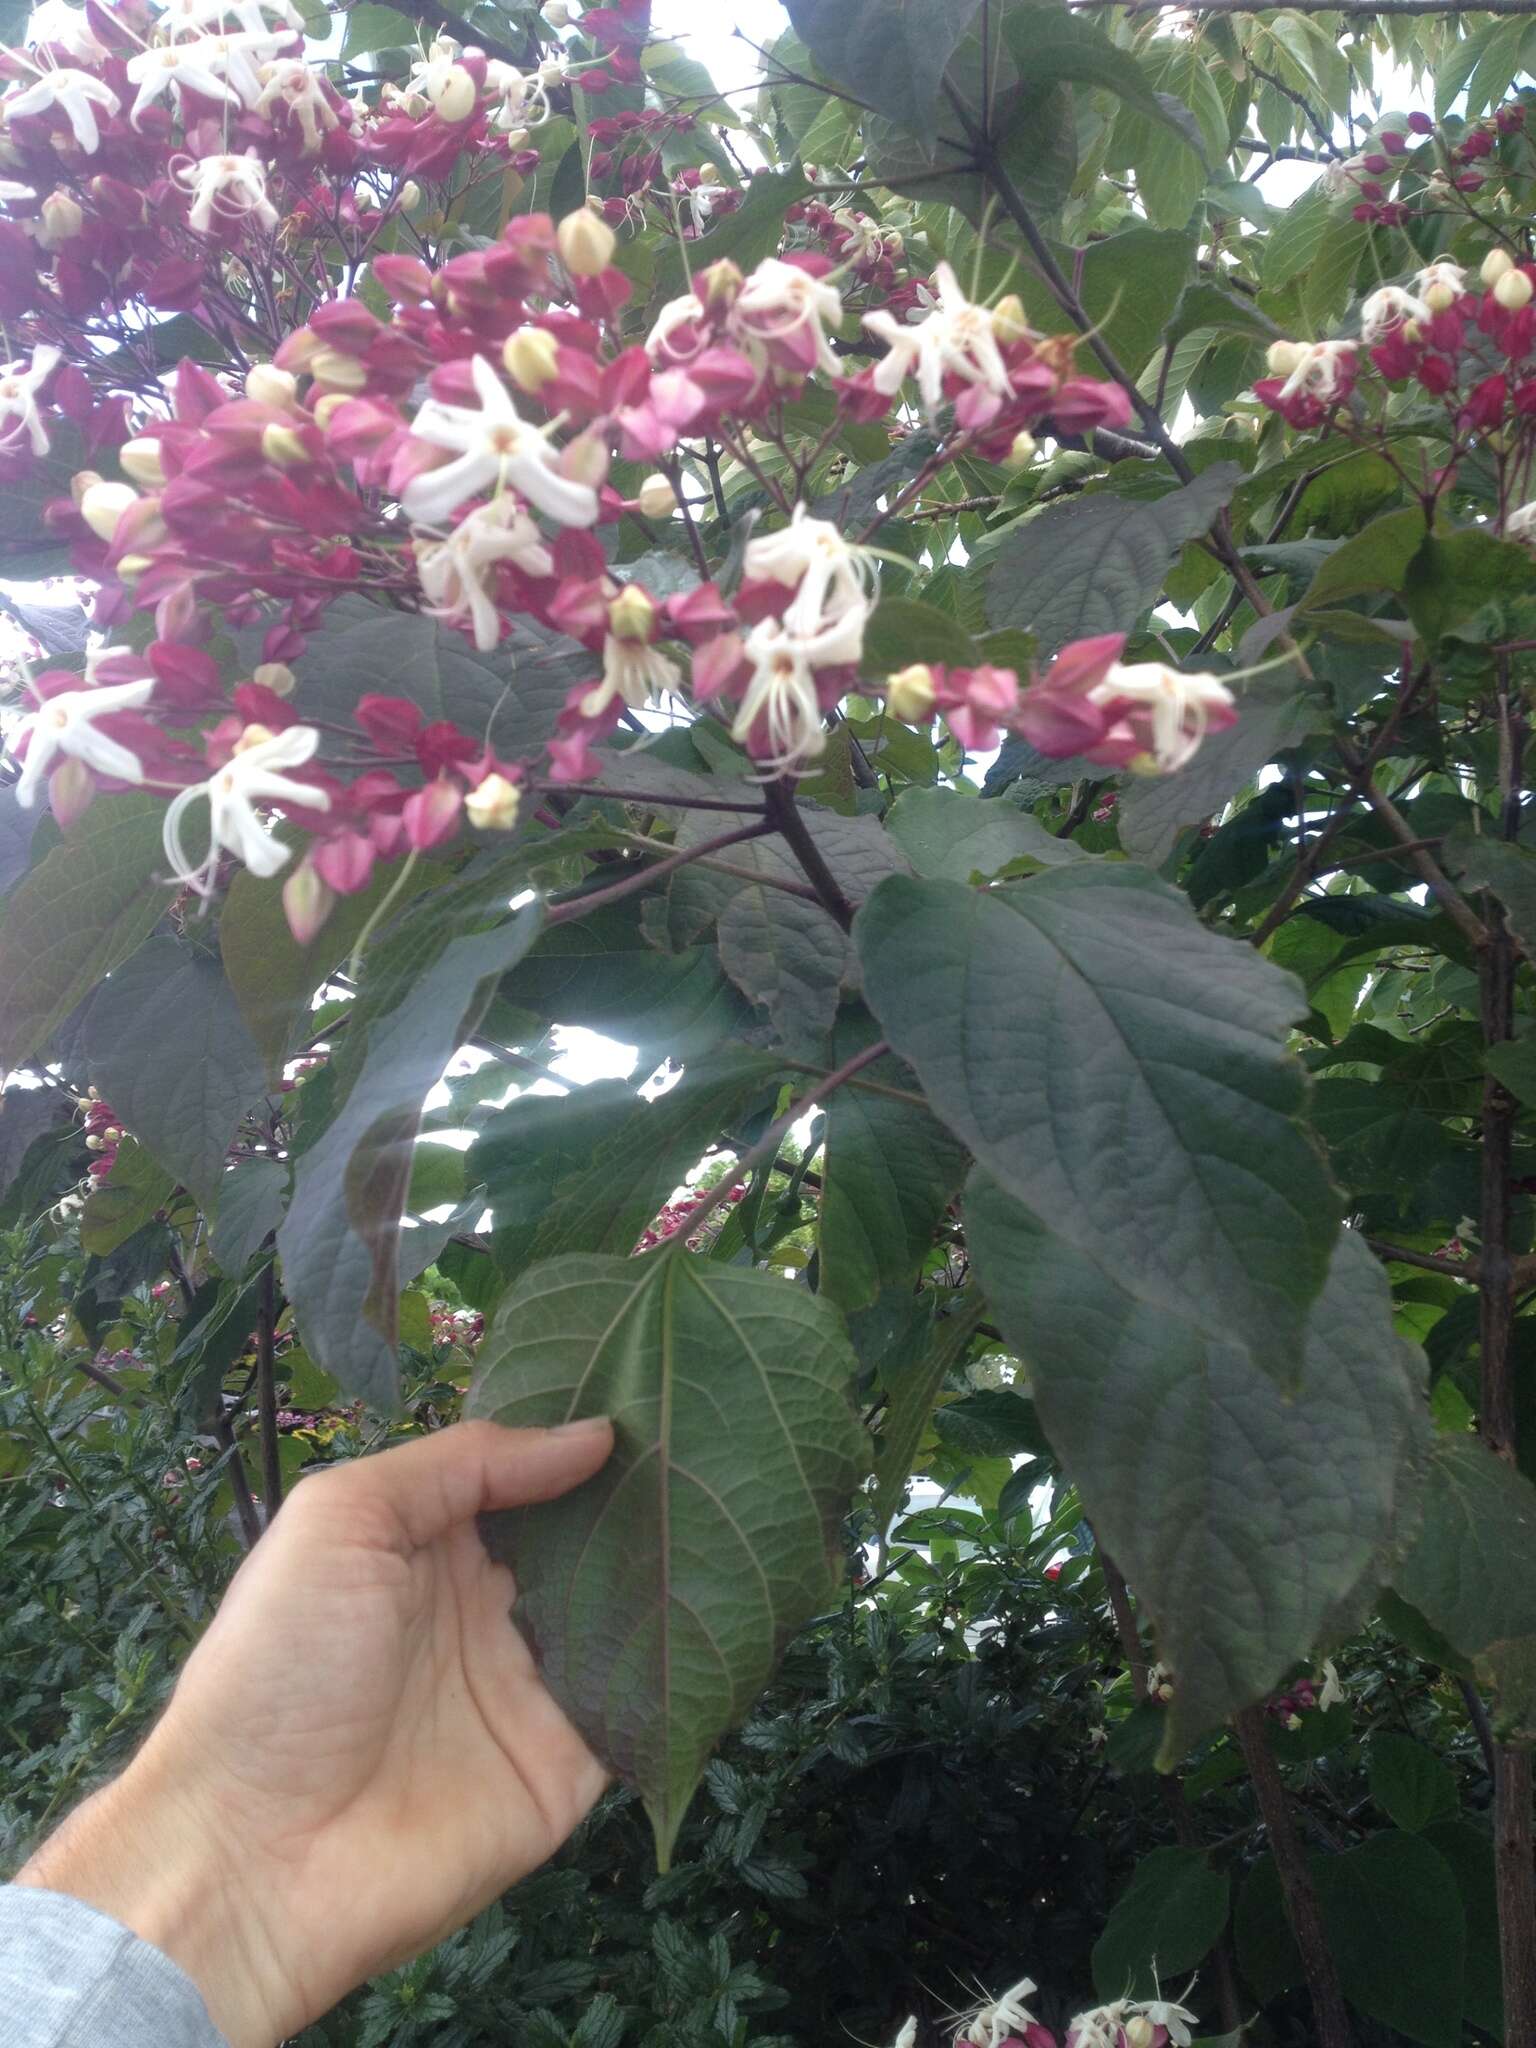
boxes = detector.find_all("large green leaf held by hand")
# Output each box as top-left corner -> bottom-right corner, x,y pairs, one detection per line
967,1193 -> 1425,1756
277,897 -> 542,1410
468,1250 -> 867,1864
857,868 -> 1340,1385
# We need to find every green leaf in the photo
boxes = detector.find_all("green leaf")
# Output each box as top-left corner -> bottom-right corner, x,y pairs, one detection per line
1422,1821 -> 1503,2040
82,940 -> 266,1209
1369,1732 -> 1459,1832
501,906 -> 746,1063
79,1140 -> 174,1257
884,786 -> 1090,881
0,795 -> 177,1072
0,422 -> 86,577
966,1192 -> 1426,1756
0,1084 -> 69,1207
277,898 -> 543,1409
1315,1831 -> 1465,2048
1234,1855 -> 1302,2005
1393,1435 -> 1536,1695
1406,531 -> 1536,647
984,467 -> 1243,656
1298,507 -> 1427,613
933,1386 -> 1046,1458
1092,1846 -> 1231,2001
1117,677 -> 1318,869
1164,280 -> 1280,353
1442,830 -> 1536,959
869,1295 -> 984,1540
1002,8 -> 1209,156
221,850 -> 441,1085
467,1248 -> 868,1864
862,598 -> 977,674
341,2 -> 412,53
819,1017 -> 969,1312
1000,228 -> 1199,388
211,1156 -> 288,1276
857,868 -> 1339,1384
1487,1035 -> 1536,1108
783,0 -> 983,135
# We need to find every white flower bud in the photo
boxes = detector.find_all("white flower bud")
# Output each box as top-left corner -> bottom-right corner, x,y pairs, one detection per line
1124,2022 -> 1156,2048
464,772 -> 521,831
1495,267 -> 1534,310
557,202 -> 617,277
1422,278 -> 1458,313
1265,339 -> 1307,377
79,478 -> 139,542
245,362 -> 298,408
118,437 -> 167,489
1004,430 -> 1037,471
886,663 -> 937,724
1482,247 -> 1516,285
428,63 -> 478,123
308,348 -> 369,393
541,0 -> 570,23
397,178 -> 422,214
260,421 -> 311,467
637,471 -> 678,518
253,661 -> 296,697
39,191 -> 83,243
502,324 -> 560,391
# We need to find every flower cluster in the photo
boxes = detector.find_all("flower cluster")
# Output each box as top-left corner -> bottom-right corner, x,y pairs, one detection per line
0,0 -> 1230,941
633,1178 -> 746,1254
891,1972 -> 1199,2048
76,1085 -> 127,1181
1265,1657 -> 1346,1730
1321,101 -> 1526,229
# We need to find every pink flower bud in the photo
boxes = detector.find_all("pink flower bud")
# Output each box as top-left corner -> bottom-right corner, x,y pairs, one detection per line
1407,112 -> 1434,135
402,775 -> 463,850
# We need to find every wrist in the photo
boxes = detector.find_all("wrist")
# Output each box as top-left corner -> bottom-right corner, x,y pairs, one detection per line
16,1747 -> 287,2048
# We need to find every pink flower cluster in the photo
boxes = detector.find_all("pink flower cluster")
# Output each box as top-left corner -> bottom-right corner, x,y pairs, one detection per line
78,1087 -> 127,1180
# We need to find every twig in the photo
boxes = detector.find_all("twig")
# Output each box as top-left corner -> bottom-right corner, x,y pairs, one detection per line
254,1263 -> 283,1524
1366,1239 -> 1479,1282
763,781 -> 856,931
652,1039 -> 891,1249
1352,770 -> 1488,949
529,779 -> 767,815
1459,1678 -> 1499,1781
545,820 -> 773,925
215,1417 -> 264,1550
1235,1707 -> 1354,2048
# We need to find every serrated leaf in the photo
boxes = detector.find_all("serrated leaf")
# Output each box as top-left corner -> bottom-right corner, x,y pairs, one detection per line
468,1248 -> 867,1864
277,898 -> 543,1409
1092,1846 -> 1231,2001
857,868 -> 1339,1383
0,795 -> 177,1072
985,467 -> 1243,656
83,940 -> 266,1209
966,1194 -> 1426,1756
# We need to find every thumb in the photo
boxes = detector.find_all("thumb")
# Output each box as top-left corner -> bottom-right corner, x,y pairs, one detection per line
305,1416 -> 614,1551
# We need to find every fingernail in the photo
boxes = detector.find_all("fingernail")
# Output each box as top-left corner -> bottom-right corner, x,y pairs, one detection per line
550,1415 -> 610,1438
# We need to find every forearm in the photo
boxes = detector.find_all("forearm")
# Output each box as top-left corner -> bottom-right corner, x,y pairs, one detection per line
15,1745 -> 283,2048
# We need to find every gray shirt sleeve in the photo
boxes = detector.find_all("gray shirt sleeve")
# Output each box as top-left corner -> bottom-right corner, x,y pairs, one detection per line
0,1885 -> 229,2048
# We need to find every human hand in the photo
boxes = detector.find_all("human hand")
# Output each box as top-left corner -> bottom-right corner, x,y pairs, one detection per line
17,1416 -> 615,2048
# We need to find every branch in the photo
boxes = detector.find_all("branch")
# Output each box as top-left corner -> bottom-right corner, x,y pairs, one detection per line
374,0 -> 535,67
254,1262 -> 284,1523
1235,1707 -> 1354,2048
545,820 -> 773,925
1367,1238 -> 1479,1282
1353,771 -> 1488,950
215,1417 -> 264,1550
763,781 -> 856,931
530,779 -> 767,815
653,1038 -> 892,1248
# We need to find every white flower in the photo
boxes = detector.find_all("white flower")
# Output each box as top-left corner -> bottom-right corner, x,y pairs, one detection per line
1132,1990 -> 1198,2047
579,635 -> 681,721
1091,661 -> 1236,774
1067,2004 -> 1131,2048
743,503 -> 875,635
25,0 -> 108,60
732,256 -> 844,377
401,354 -> 600,529
0,179 -> 35,202
253,57 -> 338,150
162,723 -> 329,894
892,2022 -> 916,2048
957,1977 -> 1040,2048
408,36 -> 460,96
415,496 -> 554,652
730,601 -> 867,773
5,65 -> 120,152
157,0 -> 303,36
126,35 -> 278,121
0,342 -> 60,456
1317,1657 -> 1347,1710
1274,338 -> 1356,409
863,260 -> 1014,418
1412,258 -> 1466,311
645,290 -> 709,366
1145,1659 -> 1175,1702
177,148 -> 278,233
483,58 -> 549,132
1360,284 -> 1429,343
12,677 -> 156,807
1323,150 -> 1370,197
